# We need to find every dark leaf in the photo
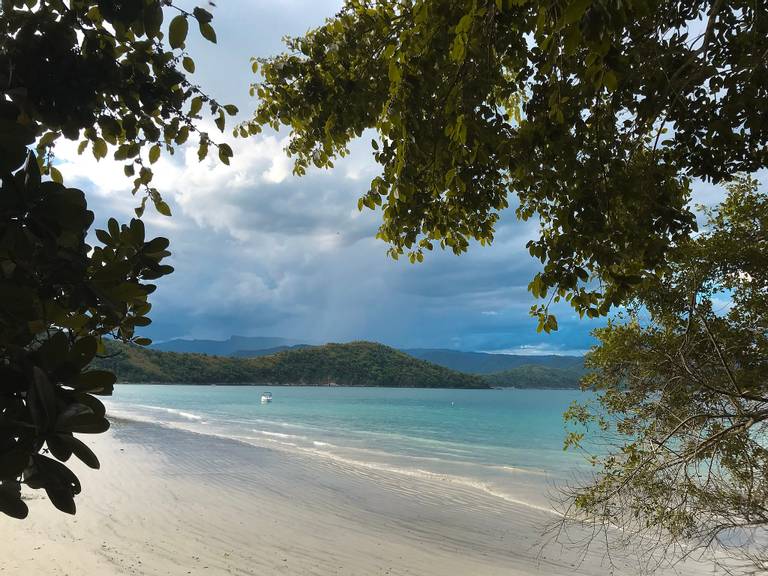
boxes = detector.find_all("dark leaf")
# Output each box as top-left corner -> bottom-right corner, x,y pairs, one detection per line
168,15 -> 188,49
0,481 -> 28,519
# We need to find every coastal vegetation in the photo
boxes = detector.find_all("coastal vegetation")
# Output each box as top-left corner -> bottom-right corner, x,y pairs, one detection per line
96,340 -> 488,388
482,366 -> 582,389
561,177 -> 768,571
0,1 -> 228,517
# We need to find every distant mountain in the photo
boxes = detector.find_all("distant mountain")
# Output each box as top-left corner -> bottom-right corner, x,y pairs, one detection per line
402,348 -> 584,374
97,341 -> 488,388
232,344 -> 313,357
481,365 -> 584,389
152,336 -> 305,356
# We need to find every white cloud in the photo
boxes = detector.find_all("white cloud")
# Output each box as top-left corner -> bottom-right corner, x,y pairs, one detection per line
482,344 -> 590,357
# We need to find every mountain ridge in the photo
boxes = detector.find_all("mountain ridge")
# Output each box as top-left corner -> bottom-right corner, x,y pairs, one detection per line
152,335 -> 304,356
402,348 -> 584,374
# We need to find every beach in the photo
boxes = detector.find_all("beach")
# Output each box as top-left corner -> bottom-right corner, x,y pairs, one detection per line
3,415 -> 712,576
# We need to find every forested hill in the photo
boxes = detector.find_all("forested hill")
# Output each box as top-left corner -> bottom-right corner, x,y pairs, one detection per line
95,341 -> 488,389
482,365 -> 583,389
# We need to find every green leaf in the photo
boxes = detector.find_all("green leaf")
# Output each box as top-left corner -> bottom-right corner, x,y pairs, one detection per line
49,166 -> 63,184
182,56 -> 195,74
46,434 -> 73,462
190,96 -> 203,116
155,200 -> 172,217
175,126 -> 189,145
144,2 -> 163,37
95,229 -> 111,245
52,435 -> 100,469
55,411 -> 110,435
0,482 -> 28,519
135,196 -> 147,218
107,217 -> 120,238
564,0 -> 591,25
149,144 -> 160,164
199,21 -> 217,44
223,104 -> 239,116
218,143 -> 233,165
198,141 -> 209,161
29,366 -> 57,431
192,7 -> 213,23
70,370 -> 116,394
215,110 -> 225,132
25,455 -> 80,514
92,138 -> 107,160
603,70 -> 619,92
38,130 -> 59,147
168,15 -> 188,49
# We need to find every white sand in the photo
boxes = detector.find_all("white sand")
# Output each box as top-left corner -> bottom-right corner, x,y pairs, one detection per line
1,420 -> 716,575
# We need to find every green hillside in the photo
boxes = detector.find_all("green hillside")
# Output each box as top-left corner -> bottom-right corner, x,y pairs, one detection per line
481,365 -> 584,389
95,341 -> 488,389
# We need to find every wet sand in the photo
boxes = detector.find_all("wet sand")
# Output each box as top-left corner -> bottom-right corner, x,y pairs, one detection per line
2,420 -> 713,575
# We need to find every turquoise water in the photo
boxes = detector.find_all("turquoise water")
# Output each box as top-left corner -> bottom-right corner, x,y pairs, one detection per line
107,385 -> 592,504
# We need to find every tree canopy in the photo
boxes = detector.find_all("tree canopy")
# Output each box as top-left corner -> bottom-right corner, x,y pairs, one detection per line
248,1 -> 768,568
0,0 -> 230,518
561,176 -> 768,572
247,0 -> 767,329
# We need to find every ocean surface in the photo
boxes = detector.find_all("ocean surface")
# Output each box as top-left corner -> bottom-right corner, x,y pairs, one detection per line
106,385 -> 594,507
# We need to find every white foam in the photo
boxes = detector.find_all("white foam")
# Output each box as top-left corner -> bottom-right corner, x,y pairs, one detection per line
253,429 -> 308,441
134,404 -> 204,421
250,418 -> 315,430
492,464 -> 550,477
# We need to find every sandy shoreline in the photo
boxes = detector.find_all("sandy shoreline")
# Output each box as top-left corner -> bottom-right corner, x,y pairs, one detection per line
2,419 -> 713,575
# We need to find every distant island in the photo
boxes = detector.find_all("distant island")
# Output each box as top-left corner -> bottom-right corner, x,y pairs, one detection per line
95,338 -> 585,389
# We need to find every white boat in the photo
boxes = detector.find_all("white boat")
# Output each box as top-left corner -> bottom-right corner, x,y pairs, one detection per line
260,391 -> 273,403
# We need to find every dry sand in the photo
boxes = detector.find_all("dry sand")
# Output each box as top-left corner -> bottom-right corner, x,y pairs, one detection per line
1,420 -> 714,575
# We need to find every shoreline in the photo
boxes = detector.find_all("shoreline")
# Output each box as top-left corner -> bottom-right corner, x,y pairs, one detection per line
2,418 -> 711,575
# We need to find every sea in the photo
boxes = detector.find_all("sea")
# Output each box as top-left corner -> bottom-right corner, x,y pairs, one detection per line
106,385 -> 595,508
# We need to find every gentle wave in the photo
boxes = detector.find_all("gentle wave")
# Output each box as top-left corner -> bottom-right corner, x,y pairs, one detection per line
249,418 -> 317,431
492,464 -> 549,476
302,447 -> 558,515
135,404 -> 205,421
253,429 -> 309,441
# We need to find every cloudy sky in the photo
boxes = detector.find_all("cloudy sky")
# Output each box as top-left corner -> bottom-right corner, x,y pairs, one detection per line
57,0 -> 732,354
